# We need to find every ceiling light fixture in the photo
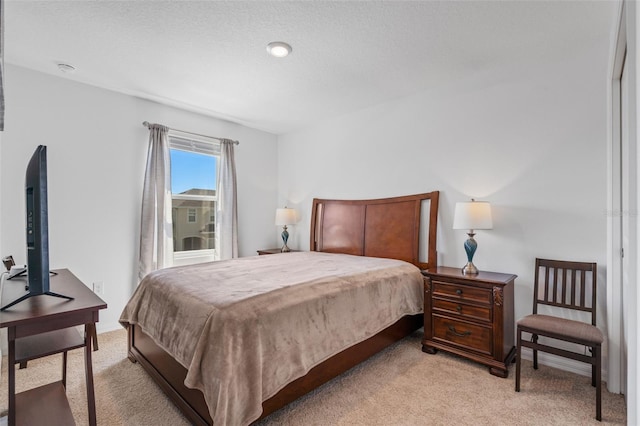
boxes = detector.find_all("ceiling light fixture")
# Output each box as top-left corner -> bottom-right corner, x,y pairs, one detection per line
266,41 -> 292,58
57,63 -> 77,74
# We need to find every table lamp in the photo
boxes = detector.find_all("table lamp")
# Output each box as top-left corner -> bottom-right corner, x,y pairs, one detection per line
275,207 -> 297,252
453,199 -> 493,275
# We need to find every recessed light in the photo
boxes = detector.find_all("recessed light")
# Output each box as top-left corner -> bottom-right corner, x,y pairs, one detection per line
266,42 -> 292,58
57,63 -> 77,73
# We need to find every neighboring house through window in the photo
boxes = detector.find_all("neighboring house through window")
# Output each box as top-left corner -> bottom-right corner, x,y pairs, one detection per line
169,133 -> 219,262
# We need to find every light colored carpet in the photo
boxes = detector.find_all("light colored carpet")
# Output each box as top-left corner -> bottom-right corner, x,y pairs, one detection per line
0,329 -> 627,425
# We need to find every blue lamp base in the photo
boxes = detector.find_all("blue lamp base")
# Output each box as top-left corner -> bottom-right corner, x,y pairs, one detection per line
462,232 -> 479,275
281,225 -> 291,252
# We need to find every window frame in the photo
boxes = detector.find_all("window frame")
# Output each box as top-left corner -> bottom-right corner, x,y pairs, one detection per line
168,131 -> 219,263
187,208 -> 197,223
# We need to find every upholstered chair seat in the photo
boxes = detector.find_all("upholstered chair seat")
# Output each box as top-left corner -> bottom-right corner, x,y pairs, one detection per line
517,314 -> 604,344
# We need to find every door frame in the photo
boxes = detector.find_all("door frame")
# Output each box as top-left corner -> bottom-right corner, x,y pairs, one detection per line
608,0 -> 626,395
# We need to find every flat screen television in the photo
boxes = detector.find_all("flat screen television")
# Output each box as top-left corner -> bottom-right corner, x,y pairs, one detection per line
1,145 -> 72,310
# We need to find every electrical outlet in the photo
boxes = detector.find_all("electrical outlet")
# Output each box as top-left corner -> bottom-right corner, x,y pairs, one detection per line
93,281 -> 104,295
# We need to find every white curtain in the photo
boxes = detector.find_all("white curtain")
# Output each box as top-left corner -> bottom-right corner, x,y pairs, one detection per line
215,139 -> 238,260
138,124 -> 173,281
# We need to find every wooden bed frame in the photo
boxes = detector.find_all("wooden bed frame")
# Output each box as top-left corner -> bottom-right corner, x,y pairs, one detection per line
126,192 -> 439,425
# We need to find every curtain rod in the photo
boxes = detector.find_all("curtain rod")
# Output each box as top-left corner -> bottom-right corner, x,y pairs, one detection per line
142,121 -> 239,145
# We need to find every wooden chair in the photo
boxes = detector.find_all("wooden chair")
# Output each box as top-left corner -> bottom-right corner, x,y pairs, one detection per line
515,258 -> 603,421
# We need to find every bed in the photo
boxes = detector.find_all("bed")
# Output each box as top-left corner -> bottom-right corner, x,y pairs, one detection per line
120,192 -> 439,425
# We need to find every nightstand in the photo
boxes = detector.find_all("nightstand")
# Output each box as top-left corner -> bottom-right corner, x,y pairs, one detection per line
421,267 -> 516,378
257,248 -> 300,255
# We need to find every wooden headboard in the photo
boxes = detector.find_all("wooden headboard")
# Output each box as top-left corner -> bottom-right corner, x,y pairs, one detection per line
310,192 -> 439,270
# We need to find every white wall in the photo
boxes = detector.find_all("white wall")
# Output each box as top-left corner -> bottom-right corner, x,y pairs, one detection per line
278,40 -> 611,377
0,64 -> 278,332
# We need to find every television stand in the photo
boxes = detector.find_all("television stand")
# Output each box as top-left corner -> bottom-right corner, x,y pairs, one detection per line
0,269 -> 107,426
0,290 -> 74,311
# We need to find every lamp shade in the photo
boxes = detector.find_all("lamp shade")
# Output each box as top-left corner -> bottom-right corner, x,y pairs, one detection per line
453,201 -> 493,231
275,208 -> 297,226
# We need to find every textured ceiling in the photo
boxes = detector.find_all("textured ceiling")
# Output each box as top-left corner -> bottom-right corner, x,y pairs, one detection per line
5,1 -> 616,134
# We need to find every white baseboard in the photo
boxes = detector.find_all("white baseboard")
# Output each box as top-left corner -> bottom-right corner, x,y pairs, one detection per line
519,347 -> 608,383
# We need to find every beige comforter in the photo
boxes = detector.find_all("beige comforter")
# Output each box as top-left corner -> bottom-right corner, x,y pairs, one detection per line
119,251 -> 423,425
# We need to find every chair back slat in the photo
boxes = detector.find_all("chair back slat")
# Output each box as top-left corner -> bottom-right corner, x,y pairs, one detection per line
534,258 -> 597,325
570,269 -> 577,306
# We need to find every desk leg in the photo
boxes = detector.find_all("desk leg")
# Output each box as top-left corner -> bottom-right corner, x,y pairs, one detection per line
62,351 -> 68,388
92,326 -> 99,351
8,327 -> 15,426
85,323 -> 97,426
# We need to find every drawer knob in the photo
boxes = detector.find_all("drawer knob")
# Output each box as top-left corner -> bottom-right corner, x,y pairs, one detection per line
456,289 -> 463,295
447,325 -> 471,337
456,305 -> 462,312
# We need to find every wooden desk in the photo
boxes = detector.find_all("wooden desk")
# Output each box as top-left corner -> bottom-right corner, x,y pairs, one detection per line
0,269 -> 107,425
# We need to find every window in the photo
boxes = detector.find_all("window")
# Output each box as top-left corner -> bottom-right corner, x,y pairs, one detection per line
169,133 -> 219,259
188,208 -> 197,223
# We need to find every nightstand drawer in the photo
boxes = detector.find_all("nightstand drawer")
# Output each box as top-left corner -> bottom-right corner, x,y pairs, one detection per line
433,315 -> 492,355
432,298 -> 492,323
432,281 -> 491,304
